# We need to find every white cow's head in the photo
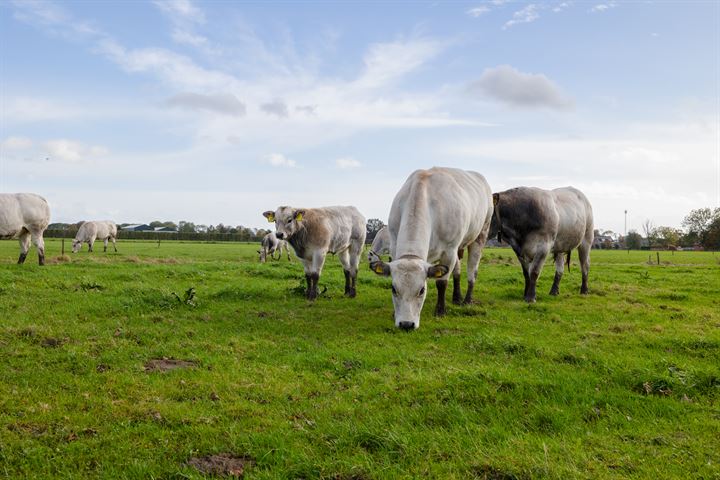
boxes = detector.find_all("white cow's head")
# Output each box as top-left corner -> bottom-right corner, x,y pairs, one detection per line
371,258 -> 449,330
263,207 -> 306,240
71,240 -> 82,253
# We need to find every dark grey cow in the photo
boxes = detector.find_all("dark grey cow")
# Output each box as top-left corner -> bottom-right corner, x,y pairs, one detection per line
490,186 -> 594,303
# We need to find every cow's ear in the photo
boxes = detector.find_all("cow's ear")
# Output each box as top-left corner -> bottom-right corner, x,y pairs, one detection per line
492,193 -> 500,207
370,260 -> 391,276
294,209 -> 306,222
263,211 -> 275,222
426,264 -> 449,279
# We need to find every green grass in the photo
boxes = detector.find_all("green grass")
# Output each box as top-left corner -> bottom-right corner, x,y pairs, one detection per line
1,239 -> 718,479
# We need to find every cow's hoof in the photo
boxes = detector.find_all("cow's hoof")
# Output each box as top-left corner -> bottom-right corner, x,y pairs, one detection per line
580,288 -> 589,295
434,308 -> 446,317
452,297 -> 463,306
462,297 -> 475,305
549,289 -> 559,296
345,289 -> 357,298
524,297 -> 536,304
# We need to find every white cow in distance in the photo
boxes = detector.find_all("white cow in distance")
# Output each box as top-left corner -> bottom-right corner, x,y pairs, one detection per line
0,193 -> 50,265
367,226 -> 391,263
72,221 -> 118,253
370,167 -> 493,330
263,206 -> 366,300
258,231 -> 291,262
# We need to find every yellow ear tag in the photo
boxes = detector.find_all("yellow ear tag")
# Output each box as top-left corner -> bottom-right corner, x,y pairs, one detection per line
295,213 -> 303,221
266,214 -> 275,223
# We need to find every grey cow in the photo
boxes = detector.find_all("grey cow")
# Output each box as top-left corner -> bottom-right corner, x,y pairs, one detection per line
490,186 -> 594,302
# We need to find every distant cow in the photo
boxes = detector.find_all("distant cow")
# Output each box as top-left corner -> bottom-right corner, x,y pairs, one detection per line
263,206 -> 366,300
370,167 -> 493,330
367,226 -> 391,262
72,221 -> 118,253
490,186 -> 594,302
0,193 -> 50,265
258,232 -> 291,262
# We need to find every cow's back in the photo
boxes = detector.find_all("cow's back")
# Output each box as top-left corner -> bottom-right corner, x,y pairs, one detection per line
314,206 -> 366,251
390,167 -> 492,259
0,193 -> 49,237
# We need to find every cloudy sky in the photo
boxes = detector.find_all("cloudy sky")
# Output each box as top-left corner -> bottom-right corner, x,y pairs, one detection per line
1,0 -> 718,233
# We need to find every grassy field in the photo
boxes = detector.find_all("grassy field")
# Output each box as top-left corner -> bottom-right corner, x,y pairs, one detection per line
0,239 -> 718,479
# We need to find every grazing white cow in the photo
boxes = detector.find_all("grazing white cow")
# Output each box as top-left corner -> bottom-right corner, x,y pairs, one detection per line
370,167 -> 493,330
263,206 -> 366,300
489,186 -> 594,302
257,231 -> 291,263
0,193 -> 50,265
72,221 -> 118,253
367,226 -> 391,262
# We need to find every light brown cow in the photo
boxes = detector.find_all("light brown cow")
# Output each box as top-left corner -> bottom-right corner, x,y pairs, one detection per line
263,206 -> 366,300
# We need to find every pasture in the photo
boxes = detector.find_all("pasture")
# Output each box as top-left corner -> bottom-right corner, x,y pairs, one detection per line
0,239 -> 718,479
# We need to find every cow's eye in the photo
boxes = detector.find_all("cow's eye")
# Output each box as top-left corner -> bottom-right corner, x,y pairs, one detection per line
286,220 -> 292,225
418,287 -> 425,296
391,285 -> 397,295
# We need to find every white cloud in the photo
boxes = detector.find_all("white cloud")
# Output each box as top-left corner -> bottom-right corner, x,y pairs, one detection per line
504,4 -> 540,29
1,136 -> 33,150
553,2 -> 572,13
335,157 -> 361,169
468,65 -> 573,110
164,92 -> 246,116
44,139 -> 109,163
590,2 -> 617,13
354,38 -> 445,89
264,153 -> 296,168
467,6 -> 491,17
152,0 -> 205,23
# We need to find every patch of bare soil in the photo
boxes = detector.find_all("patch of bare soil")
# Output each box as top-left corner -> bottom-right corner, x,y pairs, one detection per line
187,454 -> 254,477
144,358 -> 197,372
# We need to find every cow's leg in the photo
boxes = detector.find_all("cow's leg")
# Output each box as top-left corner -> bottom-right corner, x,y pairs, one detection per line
520,260 -> 530,299
451,254 -> 463,305
549,252 -> 565,296
434,253 -> 456,316
347,239 -> 363,298
88,239 -> 94,253
31,230 -> 46,266
338,249 -> 353,296
17,229 -> 31,264
525,247 -> 550,303
307,251 -> 327,300
285,244 -> 291,261
463,240 -> 484,304
578,241 -> 591,295
434,279 -> 448,316
103,237 -> 109,252
112,237 -> 117,252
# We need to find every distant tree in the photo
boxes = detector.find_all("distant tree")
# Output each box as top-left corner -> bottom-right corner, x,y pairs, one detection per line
196,224 -> 208,233
654,226 -> 683,248
682,207 -> 720,247
625,230 -> 642,250
366,218 -> 385,243
216,223 -> 229,234
702,216 -> 720,250
149,221 -> 163,228
178,221 -> 197,233
642,219 -> 655,248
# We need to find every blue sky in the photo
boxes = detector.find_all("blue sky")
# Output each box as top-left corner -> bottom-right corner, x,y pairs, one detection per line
1,0 -> 718,233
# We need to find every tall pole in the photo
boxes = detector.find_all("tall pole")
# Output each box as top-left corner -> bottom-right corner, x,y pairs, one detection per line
624,210 -> 627,237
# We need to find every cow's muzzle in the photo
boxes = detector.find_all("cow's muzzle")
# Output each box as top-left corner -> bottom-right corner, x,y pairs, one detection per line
275,232 -> 284,239
398,321 -> 416,330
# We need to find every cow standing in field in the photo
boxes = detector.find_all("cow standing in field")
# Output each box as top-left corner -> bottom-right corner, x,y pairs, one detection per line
368,226 -> 391,263
72,221 -> 118,253
258,231 -> 291,262
0,193 -> 50,265
370,167 -> 493,330
263,206 -> 366,300
490,186 -> 594,302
